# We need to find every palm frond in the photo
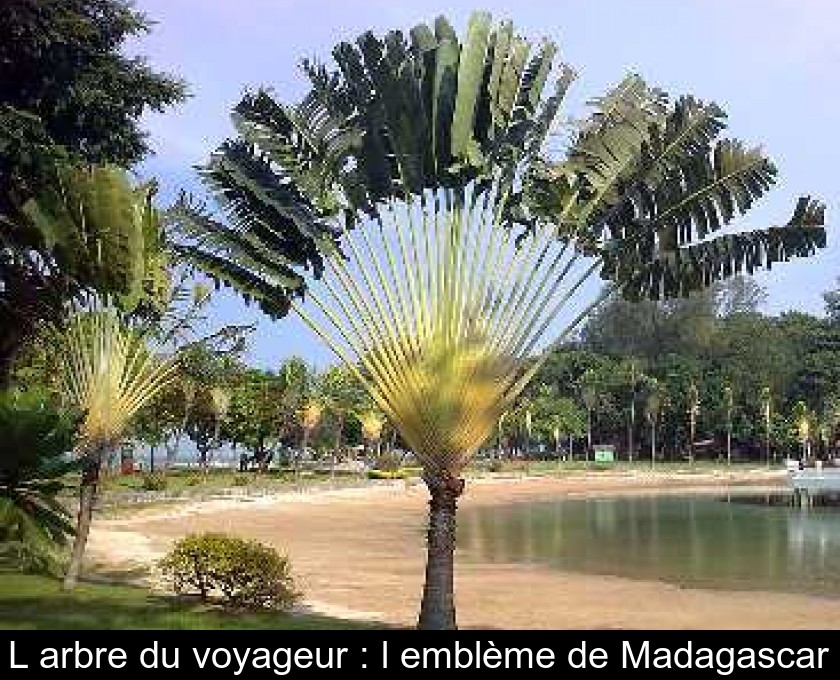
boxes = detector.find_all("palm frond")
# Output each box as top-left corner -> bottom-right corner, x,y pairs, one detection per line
56,309 -> 179,453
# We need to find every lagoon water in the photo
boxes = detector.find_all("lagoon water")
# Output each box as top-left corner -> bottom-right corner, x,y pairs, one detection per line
458,492 -> 840,596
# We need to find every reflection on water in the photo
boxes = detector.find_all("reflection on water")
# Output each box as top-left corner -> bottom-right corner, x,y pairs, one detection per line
458,493 -> 840,595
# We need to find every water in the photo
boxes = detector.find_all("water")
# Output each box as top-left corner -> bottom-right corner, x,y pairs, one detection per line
458,492 -> 840,596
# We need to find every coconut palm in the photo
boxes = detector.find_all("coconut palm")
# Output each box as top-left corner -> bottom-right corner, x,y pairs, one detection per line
358,410 -> 385,457
496,411 -> 508,458
57,309 -> 177,590
761,386 -> 772,466
792,399 -> 811,462
626,360 -> 640,462
208,386 -> 231,468
580,371 -> 603,461
723,384 -> 734,465
170,13 -> 825,628
299,398 -> 324,462
687,381 -> 700,463
643,378 -> 665,466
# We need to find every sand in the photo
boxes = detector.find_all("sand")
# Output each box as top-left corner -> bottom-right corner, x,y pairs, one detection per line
87,470 -> 840,629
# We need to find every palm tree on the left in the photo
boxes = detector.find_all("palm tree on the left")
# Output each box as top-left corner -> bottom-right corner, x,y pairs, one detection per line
58,309 -> 176,589
23,165 -> 178,590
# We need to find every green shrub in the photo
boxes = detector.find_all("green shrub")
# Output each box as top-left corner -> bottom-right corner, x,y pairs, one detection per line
141,472 -> 167,491
0,389 -> 79,575
488,458 -> 503,472
159,533 -> 299,610
232,473 -> 250,487
367,469 -> 407,480
184,473 -> 202,487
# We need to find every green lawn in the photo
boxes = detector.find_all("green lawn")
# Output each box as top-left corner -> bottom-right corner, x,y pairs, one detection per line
0,572 -> 372,630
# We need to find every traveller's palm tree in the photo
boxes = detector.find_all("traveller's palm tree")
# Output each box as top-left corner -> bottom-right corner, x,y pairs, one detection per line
57,310 -> 177,589
170,12 -> 826,628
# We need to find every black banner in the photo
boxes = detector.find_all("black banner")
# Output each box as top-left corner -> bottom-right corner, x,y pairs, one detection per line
1,630 -> 836,677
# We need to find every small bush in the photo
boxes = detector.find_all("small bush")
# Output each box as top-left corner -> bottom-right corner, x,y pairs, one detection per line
367,469 -> 407,480
488,458 -> 504,472
159,533 -> 299,610
373,450 -> 401,472
141,473 -> 167,491
184,473 -> 202,487
232,473 -> 250,487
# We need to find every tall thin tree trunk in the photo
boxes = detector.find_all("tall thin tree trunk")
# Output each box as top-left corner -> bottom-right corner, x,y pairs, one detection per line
651,423 -> 656,467
63,451 -> 104,591
332,413 -> 343,485
418,474 -> 464,630
726,419 -> 732,466
150,444 -> 156,473
298,428 -> 310,487
689,413 -> 696,465
586,409 -> 592,462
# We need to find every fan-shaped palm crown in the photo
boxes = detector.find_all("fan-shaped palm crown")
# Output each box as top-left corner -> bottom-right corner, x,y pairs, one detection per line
172,12 -> 825,476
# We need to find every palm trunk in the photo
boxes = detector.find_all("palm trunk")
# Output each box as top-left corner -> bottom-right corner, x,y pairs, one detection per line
726,420 -> 732,466
650,423 -> 656,467
63,451 -> 103,591
298,428 -> 310,486
417,474 -> 464,630
333,413 -> 343,485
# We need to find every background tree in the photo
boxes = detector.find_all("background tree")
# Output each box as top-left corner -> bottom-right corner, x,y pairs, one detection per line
761,386 -> 772,465
225,368 -> 278,470
723,384 -> 734,465
2,165 -> 171,386
643,377 -> 665,465
358,410 -> 386,458
318,365 -> 366,472
208,387 -> 231,468
716,276 -> 768,317
0,0 -> 185,384
299,399 -> 324,458
687,381 -> 700,463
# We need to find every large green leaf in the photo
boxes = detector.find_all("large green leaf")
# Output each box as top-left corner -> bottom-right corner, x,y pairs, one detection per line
20,164 -> 169,312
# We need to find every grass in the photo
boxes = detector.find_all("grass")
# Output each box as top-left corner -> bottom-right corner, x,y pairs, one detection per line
0,572 -> 373,630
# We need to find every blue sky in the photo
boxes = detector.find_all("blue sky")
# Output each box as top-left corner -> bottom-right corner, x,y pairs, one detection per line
130,0 -> 840,369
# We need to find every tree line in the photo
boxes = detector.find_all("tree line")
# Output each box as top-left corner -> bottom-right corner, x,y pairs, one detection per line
518,277 -> 840,462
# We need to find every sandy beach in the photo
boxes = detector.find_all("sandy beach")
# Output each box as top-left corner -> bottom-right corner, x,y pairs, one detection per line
88,470 -> 840,629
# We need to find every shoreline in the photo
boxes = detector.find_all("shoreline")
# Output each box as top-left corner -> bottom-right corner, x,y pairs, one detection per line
87,469 -> 840,629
